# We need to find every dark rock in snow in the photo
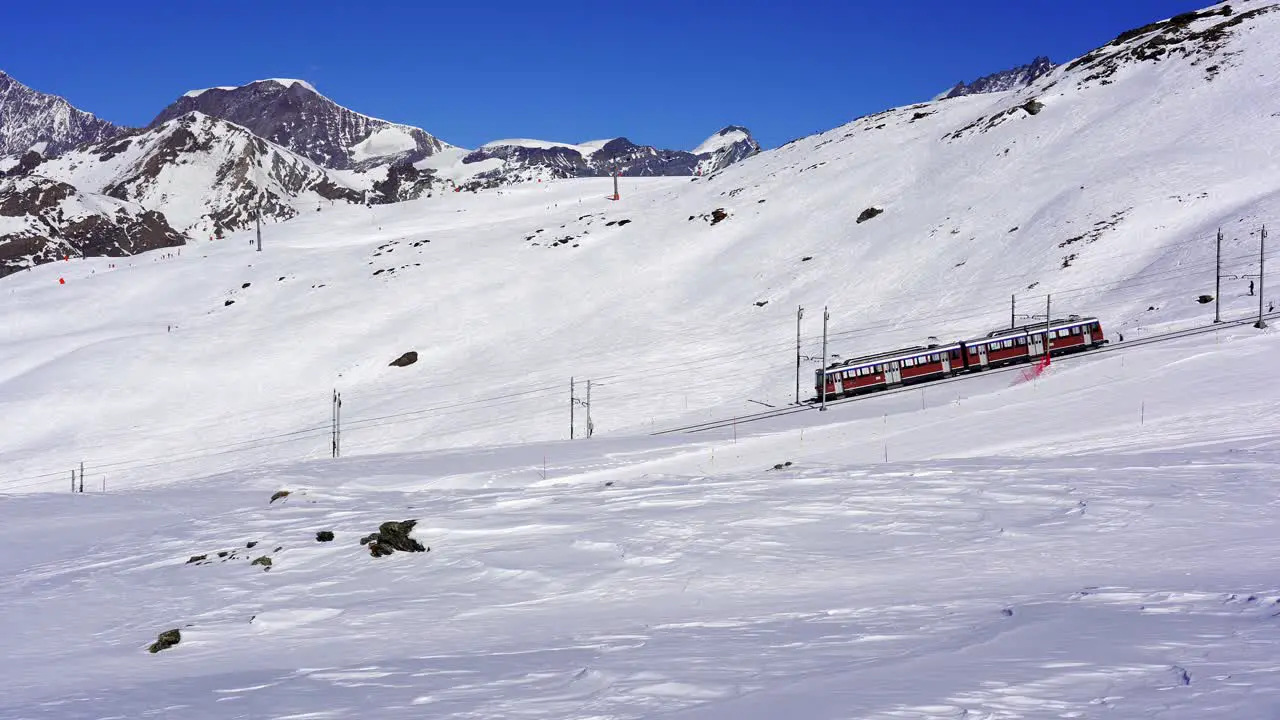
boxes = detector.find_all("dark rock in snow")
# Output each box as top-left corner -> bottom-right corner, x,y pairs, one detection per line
857,207 -> 884,224
316,531 -> 335,542
251,556 -> 273,570
390,351 -> 418,367
269,490 -> 290,503
710,208 -> 729,225
360,520 -> 427,558
148,629 -> 181,653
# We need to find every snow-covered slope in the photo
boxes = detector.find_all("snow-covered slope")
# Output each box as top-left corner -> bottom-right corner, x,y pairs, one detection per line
0,70 -> 126,158
3,0 -> 1279,482
152,78 -> 449,171
0,175 -> 185,278
3,323 -> 1280,719
37,112 -> 366,236
1,0 -> 1277,482
4,3 -> 1280,716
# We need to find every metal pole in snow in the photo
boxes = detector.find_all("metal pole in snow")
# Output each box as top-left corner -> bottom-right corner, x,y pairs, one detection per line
79,461 -> 84,493
256,194 -> 262,252
795,305 -> 804,404
1214,229 -> 1222,323
820,306 -> 829,412
586,380 -> 593,439
1045,294 -> 1052,360
570,377 -> 575,440
1257,225 -> 1267,329
71,470 -> 75,493
1011,294 -> 1015,329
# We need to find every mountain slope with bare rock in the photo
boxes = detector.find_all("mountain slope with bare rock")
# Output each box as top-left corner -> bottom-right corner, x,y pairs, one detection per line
0,175 -> 185,279
0,70 -> 126,159
37,112 -> 367,236
150,79 -> 448,171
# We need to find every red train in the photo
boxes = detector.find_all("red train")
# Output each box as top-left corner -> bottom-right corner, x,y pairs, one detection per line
815,316 -> 1107,400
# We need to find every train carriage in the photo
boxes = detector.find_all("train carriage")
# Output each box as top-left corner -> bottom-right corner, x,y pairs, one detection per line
816,343 -> 963,399
812,315 -> 1108,402
962,316 -> 1106,370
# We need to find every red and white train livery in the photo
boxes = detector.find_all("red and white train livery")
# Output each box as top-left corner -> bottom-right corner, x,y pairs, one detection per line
816,316 -> 1107,400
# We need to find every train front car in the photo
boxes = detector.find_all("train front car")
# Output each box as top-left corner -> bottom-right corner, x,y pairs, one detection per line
962,316 -> 1107,371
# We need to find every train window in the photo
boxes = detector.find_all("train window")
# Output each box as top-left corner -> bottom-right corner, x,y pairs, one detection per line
904,358 -> 915,367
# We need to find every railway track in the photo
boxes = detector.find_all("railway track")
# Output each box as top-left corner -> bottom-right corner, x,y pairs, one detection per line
652,311 -> 1277,436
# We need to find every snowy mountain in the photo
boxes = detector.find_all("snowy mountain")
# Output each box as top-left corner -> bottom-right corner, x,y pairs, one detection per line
0,174 -> 184,279
0,70 -> 126,159
6,3 -> 1280,717
37,112 -> 366,237
151,79 -> 449,171
693,125 -> 763,173
938,56 -> 1056,99
457,127 -> 761,189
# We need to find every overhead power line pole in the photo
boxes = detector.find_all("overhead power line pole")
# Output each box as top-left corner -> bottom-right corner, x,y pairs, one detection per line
1011,294 -> 1016,329
79,461 -> 84,493
1045,294 -> 1052,359
586,380 -> 593,438
820,306 -> 829,412
1257,225 -> 1268,329
795,305 -> 804,404
332,390 -> 343,458
1215,229 -> 1222,323
570,377 -> 575,440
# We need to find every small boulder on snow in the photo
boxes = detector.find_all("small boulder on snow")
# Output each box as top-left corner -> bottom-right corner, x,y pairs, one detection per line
360,520 -> 427,558
390,351 -> 418,367
148,629 -> 181,654
856,207 -> 884,224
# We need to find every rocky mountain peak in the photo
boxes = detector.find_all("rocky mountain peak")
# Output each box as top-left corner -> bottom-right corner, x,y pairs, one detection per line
940,56 -> 1056,100
0,70 -> 127,158
150,79 -> 448,171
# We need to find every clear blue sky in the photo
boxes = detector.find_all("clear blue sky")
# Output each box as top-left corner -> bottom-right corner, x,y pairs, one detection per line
4,0 -> 1210,150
